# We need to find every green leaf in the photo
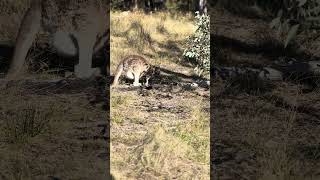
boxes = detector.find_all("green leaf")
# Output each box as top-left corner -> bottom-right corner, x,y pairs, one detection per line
283,20 -> 290,33
276,21 -> 282,36
284,24 -> 300,48
270,17 -> 281,28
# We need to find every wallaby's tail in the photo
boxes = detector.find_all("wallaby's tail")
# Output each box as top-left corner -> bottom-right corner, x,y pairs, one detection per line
111,62 -> 123,87
6,0 -> 41,79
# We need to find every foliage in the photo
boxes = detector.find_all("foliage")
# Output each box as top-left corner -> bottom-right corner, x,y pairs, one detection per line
183,11 -> 210,76
269,0 -> 320,47
216,0 -> 320,47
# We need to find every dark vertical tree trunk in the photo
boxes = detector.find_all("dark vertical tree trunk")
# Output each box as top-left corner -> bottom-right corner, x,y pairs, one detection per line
144,0 -> 154,12
154,0 -> 165,11
150,0 -> 155,11
189,0 -> 198,12
134,0 -> 138,10
124,0 -> 133,10
199,0 -> 207,14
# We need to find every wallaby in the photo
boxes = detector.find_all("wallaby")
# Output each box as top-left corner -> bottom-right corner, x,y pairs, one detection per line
111,55 -> 158,87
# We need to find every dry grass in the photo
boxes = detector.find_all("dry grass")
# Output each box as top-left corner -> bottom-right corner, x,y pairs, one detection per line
110,10 -> 195,74
110,10 -> 210,179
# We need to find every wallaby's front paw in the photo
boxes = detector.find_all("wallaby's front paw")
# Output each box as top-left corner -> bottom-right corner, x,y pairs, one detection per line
110,83 -> 117,88
133,82 -> 142,86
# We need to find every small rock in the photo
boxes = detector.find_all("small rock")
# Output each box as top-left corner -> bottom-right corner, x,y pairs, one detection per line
259,67 -> 283,81
191,82 -> 199,87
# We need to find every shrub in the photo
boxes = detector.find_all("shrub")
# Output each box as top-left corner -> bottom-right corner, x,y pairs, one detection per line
183,11 -> 210,76
270,0 -> 320,47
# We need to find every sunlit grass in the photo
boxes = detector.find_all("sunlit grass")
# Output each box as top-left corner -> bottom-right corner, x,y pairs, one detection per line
110,10 -> 195,73
172,99 -> 210,164
110,10 -> 209,179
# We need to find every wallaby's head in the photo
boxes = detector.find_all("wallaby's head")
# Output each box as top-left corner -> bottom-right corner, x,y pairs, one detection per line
145,65 -> 161,87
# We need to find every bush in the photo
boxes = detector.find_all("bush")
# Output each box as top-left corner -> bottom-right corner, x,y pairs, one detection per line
269,0 -> 320,47
216,0 -> 320,48
183,11 -> 210,76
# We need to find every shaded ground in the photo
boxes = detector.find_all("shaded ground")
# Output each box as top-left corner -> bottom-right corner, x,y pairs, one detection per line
0,79 -> 109,179
211,6 -> 320,179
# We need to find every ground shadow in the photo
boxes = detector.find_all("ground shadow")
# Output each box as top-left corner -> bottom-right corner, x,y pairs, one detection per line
213,34 -> 316,63
110,65 -> 209,94
0,42 -> 109,77
0,43 -> 14,73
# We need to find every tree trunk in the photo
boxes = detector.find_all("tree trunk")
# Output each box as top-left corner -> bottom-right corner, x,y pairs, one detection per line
199,0 -> 207,14
134,0 -> 138,10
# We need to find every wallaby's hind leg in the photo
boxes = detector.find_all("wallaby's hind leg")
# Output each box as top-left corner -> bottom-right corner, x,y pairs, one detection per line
53,31 -> 78,57
111,63 -> 123,87
133,72 -> 141,86
6,3 -> 41,80
74,32 -> 99,79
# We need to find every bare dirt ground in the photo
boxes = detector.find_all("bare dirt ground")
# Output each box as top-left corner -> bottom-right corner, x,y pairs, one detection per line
211,6 -> 320,179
